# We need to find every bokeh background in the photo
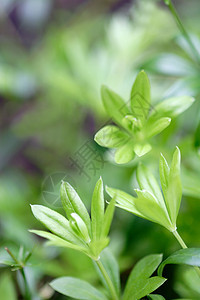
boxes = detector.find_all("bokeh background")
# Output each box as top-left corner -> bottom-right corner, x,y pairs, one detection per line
0,0 -> 200,299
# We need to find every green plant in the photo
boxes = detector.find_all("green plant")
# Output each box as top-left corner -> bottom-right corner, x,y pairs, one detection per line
94,71 -> 194,164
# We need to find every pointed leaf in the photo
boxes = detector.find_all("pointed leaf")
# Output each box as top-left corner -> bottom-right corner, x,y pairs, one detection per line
152,96 -> 195,118
165,147 -> 182,226
136,164 -> 165,207
133,143 -> 152,157
146,117 -> 171,138
159,153 -> 170,201
102,196 -> 116,238
30,205 -> 83,246
101,85 -> 131,127
115,141 -> 135,164
71,213 -> 91,243
106,186 -> 145,218
158,248 -> 200,277
131,70 -> 151,123
29,230 -> 86,252
60,182 -> 91,234
123,254 -> 165,300
148,295 -> 166,300
91,178 -> 104,241
94,125 -> 128,148
134,189 -> 172,230
50,277 -> 107,300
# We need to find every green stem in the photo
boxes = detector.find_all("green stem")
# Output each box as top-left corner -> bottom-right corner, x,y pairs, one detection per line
173,230 -> 200,277
96,259 -> 119,300
21,269 -> 31,300
164,0 -> 200,64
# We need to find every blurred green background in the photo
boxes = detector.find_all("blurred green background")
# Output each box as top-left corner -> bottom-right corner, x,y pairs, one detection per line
0,0 -> 200,299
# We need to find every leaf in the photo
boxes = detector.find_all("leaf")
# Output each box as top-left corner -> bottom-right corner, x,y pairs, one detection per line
71,213 -> 91,243
159,153 -> 170,200
0,272 -> 17,300
60,182 -> 91,234
123,254 -> 165,300
94,125 -> 128,148
158,248 -> 200,277
91,177 -> 104,241
102,196 -> 116,238
152,96 -> 195,118
146,117 -> 171,138
133,143 -> 152,157
106,186 -> 145,218
136,164 -> 165,208
115,141 -> 135,164
50,277 -> 107,300
165,147 -> 182,226
101,85 -> 131,127
134,189 -> 172,230
30,205 -> 83,246
148,294 -> 166,300
130,70 -> 151,123
29,230 -> 87,252
97,248 -> 121,296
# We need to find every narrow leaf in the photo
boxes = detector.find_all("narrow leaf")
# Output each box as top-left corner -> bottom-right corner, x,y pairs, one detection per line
71,213 -> 91,243
94,125 -> 128,148
91,177 -> 104,241
30,205 -> 83,246
148,295 -> 166,300
29,230 -> 86,252
136,164 -> 165,207
146,117 -> 171,138
158,248 -> 200,277
102,196 -> 116,238
50,277 -> 107,300
106,186 -> 145,218
152,96 -> 195,118
60,182 -> 91,234
101,85 -> 130,127
134,189 -> 172,230
131,70 -> 151,123
165,147 -> 182,226
159,153 -> 170,201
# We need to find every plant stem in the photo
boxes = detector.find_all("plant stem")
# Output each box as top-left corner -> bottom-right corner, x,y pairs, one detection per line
21,269 -> 31,300
96,259 -> 119,300
164,0 -> 200,64
173,230 -> 200,277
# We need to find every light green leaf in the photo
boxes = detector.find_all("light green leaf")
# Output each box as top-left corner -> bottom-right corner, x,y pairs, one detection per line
101,85 -> 131,127
115,141 -> 135,164
136,164 -> 165,208
146,117 -> 171,138
148,295 -> 166,300
30,205 -> 83,246
60,182 -> 91,234
158,248 -> 200,277
71,213 -> 91,243
134,189 -> 172,230
159,153 -> 170,200
91,177 -> 104,241
123,254 -> 165,300
133,143 -> 152,157
102,196 -> 116,238
152,96 -> 195,118
106,186 -> 145,218
0,273 -> 17,300
165,147 -> 182,226
94,125 -> 128,148
131,70 -> 151,123
97,249 -> 120,296
89,238 -> 110,260
29,230 -> 86,252
50,277 -> 107,300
